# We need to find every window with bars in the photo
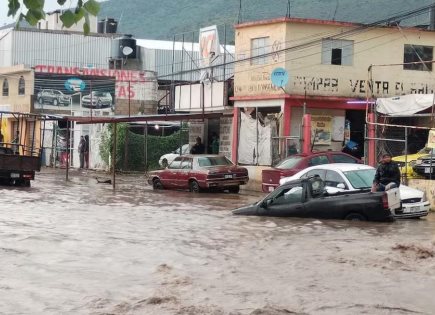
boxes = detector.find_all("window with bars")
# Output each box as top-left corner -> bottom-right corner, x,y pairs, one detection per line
18,76 -> 25,95
2,79 -> 8,96
403,44 -> 433,71
321,39 -> 354,66
251,37 -> 269,65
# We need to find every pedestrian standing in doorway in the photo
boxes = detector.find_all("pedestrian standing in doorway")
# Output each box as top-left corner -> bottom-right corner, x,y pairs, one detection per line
211,133 -> 219,154
78,136 -> 85,169
0,131 -> 4,144
84,135 -> 90,169
190,137 -> 205,154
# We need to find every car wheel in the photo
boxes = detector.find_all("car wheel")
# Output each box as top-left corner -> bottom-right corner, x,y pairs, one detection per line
13,180 -> 22,186
189,180 -> 201,193
53,99 -> 59,106
344,213 -> 367,221
152,178 -> 163,190
38,97 -> 43,104
161,158 -> 168,168
228,186 -> 240,194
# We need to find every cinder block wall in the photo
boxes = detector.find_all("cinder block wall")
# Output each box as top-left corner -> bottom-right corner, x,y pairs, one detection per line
407,179 -> 435,211
115,99 -> 158,115
241,165 -> 269,192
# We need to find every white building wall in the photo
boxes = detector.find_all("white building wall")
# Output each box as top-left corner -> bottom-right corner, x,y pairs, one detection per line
0,30 -> 13,68
37,12 -> 98,33
11,30 -> 113,68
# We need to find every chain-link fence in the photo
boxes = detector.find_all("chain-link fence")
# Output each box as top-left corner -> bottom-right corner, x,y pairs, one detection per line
102,123 -> 189,173
365,123 -> 426,182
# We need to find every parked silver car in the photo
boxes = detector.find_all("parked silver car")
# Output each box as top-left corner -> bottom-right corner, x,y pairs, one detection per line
37,89 -> 71,106
82,91 -> 113,108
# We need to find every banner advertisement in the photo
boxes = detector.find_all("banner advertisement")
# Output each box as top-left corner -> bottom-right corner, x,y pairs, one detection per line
311,115 -> 332,145
34,73 -> 116,113
199,25 -> 220,82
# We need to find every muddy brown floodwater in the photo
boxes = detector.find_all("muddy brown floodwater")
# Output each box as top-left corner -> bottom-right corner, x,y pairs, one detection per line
1,169 -> 435,315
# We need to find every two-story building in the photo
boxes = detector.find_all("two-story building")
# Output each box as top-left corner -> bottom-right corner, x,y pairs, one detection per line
232,17 -> 435,166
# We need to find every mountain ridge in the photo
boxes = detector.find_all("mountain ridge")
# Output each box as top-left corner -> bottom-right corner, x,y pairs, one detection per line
99,0 -> 433,41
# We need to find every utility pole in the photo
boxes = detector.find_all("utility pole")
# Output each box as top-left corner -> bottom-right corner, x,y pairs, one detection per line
237,0 -> 242,24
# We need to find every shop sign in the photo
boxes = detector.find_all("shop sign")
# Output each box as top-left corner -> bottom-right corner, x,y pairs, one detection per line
311,115 -> 332,145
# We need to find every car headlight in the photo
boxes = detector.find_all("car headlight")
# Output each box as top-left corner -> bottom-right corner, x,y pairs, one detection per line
416,159 -> 423,165
396,161 -> 405,168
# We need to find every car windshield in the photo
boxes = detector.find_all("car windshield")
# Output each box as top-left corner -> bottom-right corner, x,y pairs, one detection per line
418,147 -> 435,155
93,91 -> 109,97
198,156 -> 233,167
275,156 -> 303,169
343,169 -> 375,189
174,144 -> 189,154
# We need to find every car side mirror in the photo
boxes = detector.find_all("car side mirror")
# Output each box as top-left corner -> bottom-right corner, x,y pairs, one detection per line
337,183 -> 346,189
262,199 -> 273,208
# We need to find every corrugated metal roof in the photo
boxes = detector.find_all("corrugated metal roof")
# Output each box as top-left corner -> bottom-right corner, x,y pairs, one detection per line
11,30 -> 113,69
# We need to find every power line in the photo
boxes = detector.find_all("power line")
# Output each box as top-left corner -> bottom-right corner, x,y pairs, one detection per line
156,3 -> 434,80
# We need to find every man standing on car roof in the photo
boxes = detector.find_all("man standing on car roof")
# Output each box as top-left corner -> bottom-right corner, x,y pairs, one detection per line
372,153 -> 401,192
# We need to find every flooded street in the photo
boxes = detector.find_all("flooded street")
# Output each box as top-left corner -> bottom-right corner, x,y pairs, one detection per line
1,169 -> 435,315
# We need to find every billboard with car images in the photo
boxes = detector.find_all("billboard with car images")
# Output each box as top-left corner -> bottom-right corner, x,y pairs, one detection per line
34,72 -> 116,113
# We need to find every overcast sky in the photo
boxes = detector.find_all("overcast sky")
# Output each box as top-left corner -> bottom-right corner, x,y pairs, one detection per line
0,0 -> 80,25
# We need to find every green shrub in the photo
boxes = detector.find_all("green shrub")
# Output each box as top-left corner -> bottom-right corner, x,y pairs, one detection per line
100,123 -> 188,171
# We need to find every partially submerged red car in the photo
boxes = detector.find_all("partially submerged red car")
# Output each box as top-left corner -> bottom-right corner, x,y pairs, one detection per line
262,151 -> 361,193
148,155 -> 249,193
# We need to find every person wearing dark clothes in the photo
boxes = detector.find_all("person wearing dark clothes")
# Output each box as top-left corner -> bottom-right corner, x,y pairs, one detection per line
190,137 -> 205,154
84,135 -> 90,169
78,136 -> 85,169
372,153 -> 401,192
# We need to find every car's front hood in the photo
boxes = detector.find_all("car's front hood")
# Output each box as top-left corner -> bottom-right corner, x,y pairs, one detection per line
399,185 -> 424,199
82,96 -> 110,101
393,154 -> 422,163
279,174 -> 299,185
232,204 -> 258,216
160,153 -> 178,161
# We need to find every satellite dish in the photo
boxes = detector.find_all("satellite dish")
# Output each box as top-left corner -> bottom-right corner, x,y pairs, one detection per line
122,46 -> 133,56
271,67 -> 289,88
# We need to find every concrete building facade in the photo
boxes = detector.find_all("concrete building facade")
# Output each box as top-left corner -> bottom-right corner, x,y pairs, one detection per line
232,17 -> 435,165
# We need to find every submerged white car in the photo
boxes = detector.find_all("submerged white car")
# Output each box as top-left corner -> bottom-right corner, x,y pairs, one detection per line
158,144 -> 190,168
280,163 -> 430,219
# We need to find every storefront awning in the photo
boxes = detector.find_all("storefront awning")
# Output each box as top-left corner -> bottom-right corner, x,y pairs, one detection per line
376,94 -> 435,116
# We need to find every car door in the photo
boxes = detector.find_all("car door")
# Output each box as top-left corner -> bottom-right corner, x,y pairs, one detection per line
178,157 -> 193,189
163,156 -> 183,188
259,184 -> 305,217
300,169 -> 327,181
324,170 -> 348,189
303,194 -> 343,219
46,90 -> 54,102
42,90 -> 50,102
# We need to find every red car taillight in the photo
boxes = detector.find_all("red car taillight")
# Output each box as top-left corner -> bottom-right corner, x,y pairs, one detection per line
382,193 -> 389,209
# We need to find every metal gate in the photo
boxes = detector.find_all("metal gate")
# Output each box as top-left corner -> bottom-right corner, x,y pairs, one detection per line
364,122 -> 431,182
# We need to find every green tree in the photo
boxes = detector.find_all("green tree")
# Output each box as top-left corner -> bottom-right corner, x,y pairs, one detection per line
8,0 -> 100,34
